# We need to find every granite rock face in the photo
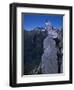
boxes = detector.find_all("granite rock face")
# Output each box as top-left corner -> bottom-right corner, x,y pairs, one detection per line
41,21 -> 63,74
41,36 -> 58,74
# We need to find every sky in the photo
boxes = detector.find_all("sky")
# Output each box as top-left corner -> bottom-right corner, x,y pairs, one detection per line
22,13 -> 63,31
